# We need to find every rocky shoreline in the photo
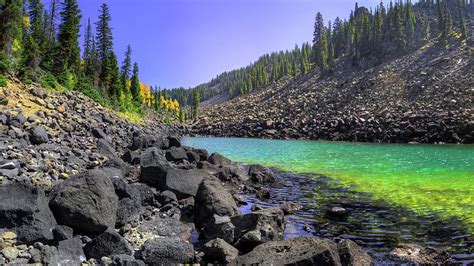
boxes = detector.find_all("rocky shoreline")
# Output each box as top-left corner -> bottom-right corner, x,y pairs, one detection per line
0,82 -> 454,265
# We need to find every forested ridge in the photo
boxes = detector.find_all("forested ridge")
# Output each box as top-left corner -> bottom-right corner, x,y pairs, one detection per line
169,0 -> 472,107
0,0 -> 189,123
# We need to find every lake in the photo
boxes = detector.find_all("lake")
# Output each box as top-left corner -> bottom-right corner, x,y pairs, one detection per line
183,137 -> 474,262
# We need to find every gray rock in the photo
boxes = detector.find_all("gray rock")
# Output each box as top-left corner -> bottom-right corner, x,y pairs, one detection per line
203,215 -> 236,244
248,164 -> 275,183
338,239 -> 372,266
0,183 -> 57,244
203,238 -> 239,264
231,207 -> 286,250
208,153 -> 232,166
138,238 -> 194,265
53,225 -> 74,242
49,169 -> 119,235
92,128 -> 109,140
29,126 -> 49,144
55,237 -> 86,264
165,147 -> 188,162
231,237 -> 342,265
158,168 -> 206,199
139,148 -> 171,186
167,136 -> 181,148
84,228 -> 132,259
121,150 -> 140,165
131,183 -> 159,207
194,149 -> 209,161
194,178 -> 240,229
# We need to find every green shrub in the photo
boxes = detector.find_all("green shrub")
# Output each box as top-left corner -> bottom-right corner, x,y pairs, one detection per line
0,75 -> 7,87
77,80 -> 106,106
40,73 -> 61,91
0,53 -> 13,73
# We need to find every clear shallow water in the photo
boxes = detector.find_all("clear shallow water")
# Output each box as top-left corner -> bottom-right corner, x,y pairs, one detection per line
183,137 -> 474,230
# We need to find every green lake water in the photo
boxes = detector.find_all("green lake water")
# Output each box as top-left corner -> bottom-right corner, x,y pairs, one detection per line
183,137 -> 474,231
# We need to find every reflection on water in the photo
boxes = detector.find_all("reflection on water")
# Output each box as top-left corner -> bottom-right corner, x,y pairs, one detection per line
183,137 -> 474,228
183,137 -> 474,263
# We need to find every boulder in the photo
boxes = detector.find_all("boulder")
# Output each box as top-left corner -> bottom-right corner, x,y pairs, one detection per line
208,153 -> 232,166
97,139 -> 118,159
165,147 -> 188,162
202,215 -> 236,244
389,244 -> 450,264
338,239 -> 372,266
158,169 -> 206,199
139,148 -> 171,185
194,149 -> 209,161
231,237 -> 342,265
130,134 -> 155,150
92,128 -> 108,140
131,183 -> 159,207
29,126 -> 49,144
167,136 -> 181,148
0,183 -> 57,244
55,237 -> 86,265
112,178 -> 143,226
121,149 -> 140,165
186,151 -> 200,163
231,207 -> 286,250
49,169 -> 119,235
203,238 -> 239,264
194,178 -> 240,229
248,164 -> 275,183
83,228 -> 132,259
138,238 -> 194,265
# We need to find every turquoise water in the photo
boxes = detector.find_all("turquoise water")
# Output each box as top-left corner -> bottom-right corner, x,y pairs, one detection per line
183,137 -> 474,230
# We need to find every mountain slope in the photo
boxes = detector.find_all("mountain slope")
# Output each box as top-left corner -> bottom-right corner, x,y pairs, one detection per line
192,42 -> 473,143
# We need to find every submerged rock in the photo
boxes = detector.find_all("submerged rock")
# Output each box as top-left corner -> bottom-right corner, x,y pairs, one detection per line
231,237 -> 342,265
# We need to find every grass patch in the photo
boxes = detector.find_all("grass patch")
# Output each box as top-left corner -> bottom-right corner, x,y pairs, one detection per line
0,74 -> 7,87
117,111 -> 144,124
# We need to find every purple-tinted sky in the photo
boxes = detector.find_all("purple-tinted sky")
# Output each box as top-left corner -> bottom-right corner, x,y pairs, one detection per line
77,0 -> 383,88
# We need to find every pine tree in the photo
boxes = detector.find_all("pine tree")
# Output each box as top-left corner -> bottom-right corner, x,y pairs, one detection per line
192,88 -> 200,120
130,62 -> 142,106
54,0 -> 81,84
108,52 -> 121,107
404,1 -> 416,47
0,0 -> 23,59
83,18 -> 92,64
95,3 -> 113,94
312,12 -> 325,62
457,0 -> 467,39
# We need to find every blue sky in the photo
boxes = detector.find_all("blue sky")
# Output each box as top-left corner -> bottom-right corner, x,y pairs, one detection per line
76,0 -> 384,88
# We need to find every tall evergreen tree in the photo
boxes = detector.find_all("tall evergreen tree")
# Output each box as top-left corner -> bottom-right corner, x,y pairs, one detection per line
53,0 -> 81,84
130,62 -> 142,106
0,0 -> 23,59
192,88 -> 200,120
95,3 -> 113,93
457,0 -> 467,39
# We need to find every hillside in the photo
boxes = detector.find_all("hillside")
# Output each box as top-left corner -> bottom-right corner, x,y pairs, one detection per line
192,42 -> 473,143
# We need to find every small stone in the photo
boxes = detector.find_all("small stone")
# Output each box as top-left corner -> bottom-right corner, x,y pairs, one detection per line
56,105 -> 66,113
1,246 -> 18,261
1,232 -> 17,241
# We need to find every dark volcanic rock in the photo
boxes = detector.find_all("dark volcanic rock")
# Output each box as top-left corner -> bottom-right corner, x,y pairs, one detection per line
49,169 -> 119,235
248,164 -> 275,183
138,238 -> 194,265
338,239 -> 372,266
29,126 -> 49,144
203,215 -> 236,244
53,225 -> 74,242
139,148 -> 171,185
83,228 -> 132,259
203,238 -> 239,264
208,152 -> 232,166
230,237 -> 342,265
0,183 -> 57,244
167,136 -> 181,148
165,147 -> 188,162
112,178 -> 143,226
122,149 -> 140,165
195,178 -> 240,229
158,168 -> 206,199
231,207 -> 286,250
